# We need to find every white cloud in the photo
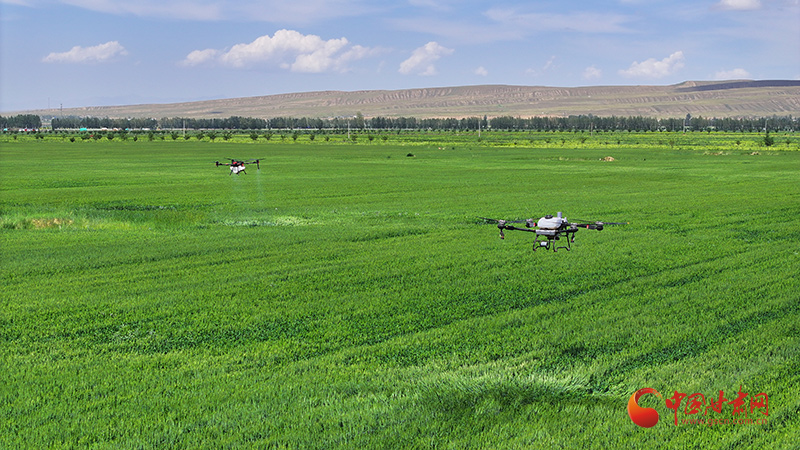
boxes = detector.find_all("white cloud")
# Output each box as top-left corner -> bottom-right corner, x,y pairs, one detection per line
543,56 -> 556,71
180,49 -> 220,67
715,0 -> 762,10
619,51 -> 685,78
484,8 -> 633,34
714,68 -> 751,79
26,0 -> 376,23
525,55 -> 557,77
391,8 -> 634,46
180,30 -> 378,73
54,0 -> 225,21
474,66 -> 488,76
390,17 -> 525,44
407,0 -> 454,11
42,41 -> 127,63
583,65 -> 602,80
399,41 -> 454,76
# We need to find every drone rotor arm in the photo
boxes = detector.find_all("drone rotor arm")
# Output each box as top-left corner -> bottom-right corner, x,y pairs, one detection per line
572,220 -> 628,231
498,224 -> 538,233
497,224 -> 537,240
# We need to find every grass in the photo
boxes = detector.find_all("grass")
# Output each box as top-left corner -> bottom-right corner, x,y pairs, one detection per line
2,134 -> 799,449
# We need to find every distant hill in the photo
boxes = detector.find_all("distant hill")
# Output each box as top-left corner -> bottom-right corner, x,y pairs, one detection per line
14,80 -> 800,120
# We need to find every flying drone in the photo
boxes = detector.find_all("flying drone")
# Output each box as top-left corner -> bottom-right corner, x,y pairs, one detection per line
480,212 -> 627,252
215,158 -> 261,175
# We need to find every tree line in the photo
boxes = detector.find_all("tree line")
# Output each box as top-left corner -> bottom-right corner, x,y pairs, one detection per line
486,115 -> 797,132
1,114 -> 42,129
6,113 -> 798,132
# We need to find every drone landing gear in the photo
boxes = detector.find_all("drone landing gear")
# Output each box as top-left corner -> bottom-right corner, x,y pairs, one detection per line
533,231 -> 576,252
533,235 -> 569,252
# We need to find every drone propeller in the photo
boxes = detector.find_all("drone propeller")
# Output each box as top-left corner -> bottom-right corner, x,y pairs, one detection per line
479,217 -> 537,239
479,217 -> 502,224
573,221 -> 629,231
479,217 -> 532,225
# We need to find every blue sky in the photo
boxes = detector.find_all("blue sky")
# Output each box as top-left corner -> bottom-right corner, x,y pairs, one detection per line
1,0 -> 798,112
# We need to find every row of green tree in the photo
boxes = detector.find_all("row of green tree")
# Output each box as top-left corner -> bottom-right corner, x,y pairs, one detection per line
1,114 -> 42,129
52,116 -> 158,130
486,114 -> 797,132
48,116 -> 265,130
7,113 -> 798,132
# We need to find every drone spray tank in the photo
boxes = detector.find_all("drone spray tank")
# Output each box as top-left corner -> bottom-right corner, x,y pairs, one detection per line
537,212 -> 565,230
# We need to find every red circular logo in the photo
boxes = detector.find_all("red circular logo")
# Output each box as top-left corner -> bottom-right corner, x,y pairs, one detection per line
628,388 -> 662,428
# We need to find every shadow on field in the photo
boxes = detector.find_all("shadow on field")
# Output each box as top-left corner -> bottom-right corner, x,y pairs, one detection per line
416,373 -> 618,421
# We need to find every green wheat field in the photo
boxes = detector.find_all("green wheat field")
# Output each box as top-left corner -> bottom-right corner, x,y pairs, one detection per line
2,132 -> 799,449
